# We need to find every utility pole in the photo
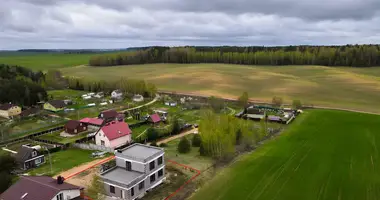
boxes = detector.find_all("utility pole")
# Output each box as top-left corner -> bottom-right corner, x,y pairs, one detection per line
45,147 -> 53,174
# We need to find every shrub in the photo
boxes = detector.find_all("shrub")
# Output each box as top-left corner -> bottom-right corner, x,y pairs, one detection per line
146,128 -> 158,141
192,134 -> 202,147
272,96 -> 283,107
159,143 -> 168,147
292,99 -> 302,109
177,137 -> 191,154
150,141 -> 158,147
171,117 -> 181,135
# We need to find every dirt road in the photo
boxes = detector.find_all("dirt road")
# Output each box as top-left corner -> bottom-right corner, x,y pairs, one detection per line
156,128 -> 198,145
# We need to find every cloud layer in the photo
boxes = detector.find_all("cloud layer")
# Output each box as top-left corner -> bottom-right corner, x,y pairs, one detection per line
1,0 -> 380,49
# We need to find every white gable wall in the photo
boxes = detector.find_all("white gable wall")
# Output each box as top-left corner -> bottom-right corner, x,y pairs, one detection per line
96,129 -> 131,149
51,189 -> 81,200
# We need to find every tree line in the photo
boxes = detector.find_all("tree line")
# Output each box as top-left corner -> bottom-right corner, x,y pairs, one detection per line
0,64 -> 47,106
89,45 -> 380,67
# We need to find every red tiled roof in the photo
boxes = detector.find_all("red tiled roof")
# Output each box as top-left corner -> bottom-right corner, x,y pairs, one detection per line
80,118 -> 104,126
150,113 -> 161,123
0,176 -> 81,200
101,121 -> 132,141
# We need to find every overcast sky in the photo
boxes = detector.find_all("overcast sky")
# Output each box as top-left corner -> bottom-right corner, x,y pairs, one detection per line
1,0 -> 380,49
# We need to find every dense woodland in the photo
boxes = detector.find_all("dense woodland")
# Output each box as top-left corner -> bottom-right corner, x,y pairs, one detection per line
89,45 -> 380,67
0,64 -> 47,106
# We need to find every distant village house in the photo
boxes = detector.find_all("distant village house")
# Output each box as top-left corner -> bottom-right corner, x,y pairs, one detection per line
64,120 -> 87,134
44,100 -> 66,112
15,144 -> 45,170
0,103 -> 21,119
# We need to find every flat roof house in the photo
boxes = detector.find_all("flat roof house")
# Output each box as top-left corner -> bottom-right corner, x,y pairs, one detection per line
101,144 -> 165,200
0,103 -> 21,119
44,100 -> 66,112
0,176 -> 84,200
15,144 -> 45,170
95,121 -> 132,149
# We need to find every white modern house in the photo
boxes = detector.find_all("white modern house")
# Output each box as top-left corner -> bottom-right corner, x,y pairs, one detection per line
100,144 -> 165,200
95,121 -> 132,149
132,94 -> 144,102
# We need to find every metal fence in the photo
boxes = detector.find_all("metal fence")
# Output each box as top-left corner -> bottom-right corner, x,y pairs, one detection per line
72,143 -> 113,153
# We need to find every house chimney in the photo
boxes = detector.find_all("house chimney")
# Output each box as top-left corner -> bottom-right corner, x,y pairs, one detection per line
57,176 -> 65,184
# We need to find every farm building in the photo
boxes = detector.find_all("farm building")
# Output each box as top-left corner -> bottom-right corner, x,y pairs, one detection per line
100,144 -> 165,200
44,100 -> 66,112
15,144 -> 45,170
95,121 -> 132,149
64,120 -> 87,134
0,176 -> 84,200
132,94 -> 144,102
0,103 -> 21,119
80,117 -> 104,130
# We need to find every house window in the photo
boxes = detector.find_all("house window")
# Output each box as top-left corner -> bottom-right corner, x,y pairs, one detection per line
150,174 -> 156,183
149,161 -> 155,170
126,161 -> 132,171
131,187 -> 134,197
32,151 -> 37,157
56,193 -> 63,200
101,140 -> 105,146
158,169 -> 163,178
157,156 -> 163,165
35,158 -> 42,165
139,181 -> 144,190
110,185 -> 115,194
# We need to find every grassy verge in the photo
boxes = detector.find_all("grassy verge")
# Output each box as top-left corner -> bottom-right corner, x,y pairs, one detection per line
36,131 -> 89,144
190,110 -> 380,200
28,148 -> 95,176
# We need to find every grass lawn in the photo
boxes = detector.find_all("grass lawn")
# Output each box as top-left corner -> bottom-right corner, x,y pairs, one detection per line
3,140 -> 54,151
163,135 -> 213,171
28,148 -> 96,176
62,64 -> 380,113
131,124 -> 151,139
36,131 -> 89,144
190,110 -> 380,200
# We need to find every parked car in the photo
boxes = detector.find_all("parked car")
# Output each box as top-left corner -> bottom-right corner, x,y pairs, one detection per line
193,123 -> 199,128
181,123 -> 192,131
91,151 -> 107,158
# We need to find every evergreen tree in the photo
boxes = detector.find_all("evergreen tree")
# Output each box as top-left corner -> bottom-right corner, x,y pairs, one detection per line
177,137 -> 191,153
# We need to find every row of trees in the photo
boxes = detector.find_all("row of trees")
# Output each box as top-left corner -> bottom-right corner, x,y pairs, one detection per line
0,64 -> 47,106
67,77 -> 157,98
89,45 -> 380,67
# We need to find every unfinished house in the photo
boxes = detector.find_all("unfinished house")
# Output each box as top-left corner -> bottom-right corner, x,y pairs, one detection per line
100,144 -> 165,200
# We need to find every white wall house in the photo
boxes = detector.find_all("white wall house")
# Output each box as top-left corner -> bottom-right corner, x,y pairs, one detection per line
95,121 -> 132,149
111,90 -> 123,99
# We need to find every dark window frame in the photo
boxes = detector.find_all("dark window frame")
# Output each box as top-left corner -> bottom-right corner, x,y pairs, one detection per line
126,161 -> 132,171
157,156 -> 163,165
139,181 -> 144,190
131,187 -> 134,196
158,169 -> 163,177
150,174 -> 156,183
149,161 -> 155,170
110,185 -> 115,194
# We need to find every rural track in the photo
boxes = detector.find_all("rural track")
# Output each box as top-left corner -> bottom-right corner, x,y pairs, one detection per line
150,128 -> 198,145
119,94 -> 159,113
158,90 -> 380,116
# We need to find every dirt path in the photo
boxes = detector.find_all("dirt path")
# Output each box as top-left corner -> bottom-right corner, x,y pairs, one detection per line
155,128 -> 198,145
54,155 -> 114,179
158,90 -> 380,116
119,94 -> 159,113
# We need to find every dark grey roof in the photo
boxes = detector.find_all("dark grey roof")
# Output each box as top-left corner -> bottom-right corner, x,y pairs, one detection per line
0,176 -> 81,200
116,143 -> 163,163
47,100 -> 66,109
15,146 -> 34,163
0,103 -> 17,110
101,167 -> 144,186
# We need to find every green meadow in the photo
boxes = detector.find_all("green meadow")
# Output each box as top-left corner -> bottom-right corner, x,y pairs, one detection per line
190,110 -> 380,200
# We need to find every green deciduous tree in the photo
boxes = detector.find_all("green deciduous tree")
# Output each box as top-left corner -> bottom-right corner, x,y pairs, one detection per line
272,96 -> 283,107
238,92 -> 249,107
208,96 -> 224,113
292,99 -> 302,109
178,137 -> 191,153
146,128 -> 158,141
192,134 -> 202,147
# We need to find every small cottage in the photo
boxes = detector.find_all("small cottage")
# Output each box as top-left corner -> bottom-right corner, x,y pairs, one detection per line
132,94 -> 144,102
44,100 -> 66,112
64,120 -> 87,134
0,103 -> 21,119
148,113 -> 161,124
111,90 -> 123,100
99,109 -> 119,122
15,144 -> 45,170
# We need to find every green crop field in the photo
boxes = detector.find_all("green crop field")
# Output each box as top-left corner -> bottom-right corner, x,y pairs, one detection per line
62,64 -> 380,113
190,110 -> 380,200
0,53 -> 95,71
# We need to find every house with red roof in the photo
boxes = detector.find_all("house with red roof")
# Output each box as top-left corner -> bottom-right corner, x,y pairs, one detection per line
95,121 -> 132,149
80,117 -> 104,130
0,175 -> 84,200
148,113 -> 161,125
